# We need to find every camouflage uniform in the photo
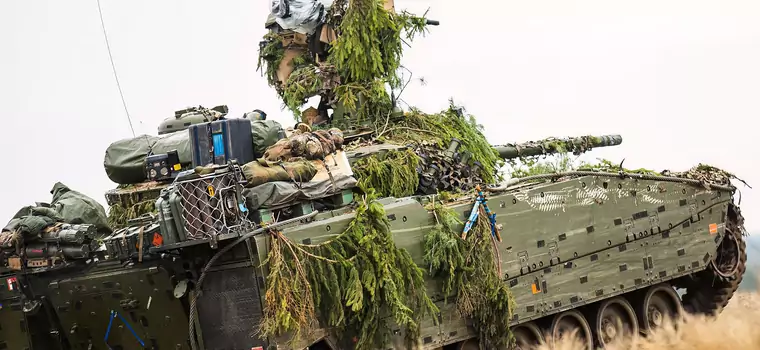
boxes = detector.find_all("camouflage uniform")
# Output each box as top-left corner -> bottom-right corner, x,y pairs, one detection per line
241,159 -> 318,188
263,125 -> 344,162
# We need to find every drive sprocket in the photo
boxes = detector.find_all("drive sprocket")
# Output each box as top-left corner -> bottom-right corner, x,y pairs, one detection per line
680,203 -> 747,316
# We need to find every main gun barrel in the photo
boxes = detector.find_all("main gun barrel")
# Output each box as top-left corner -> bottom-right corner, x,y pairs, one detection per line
494,134 -> 623,159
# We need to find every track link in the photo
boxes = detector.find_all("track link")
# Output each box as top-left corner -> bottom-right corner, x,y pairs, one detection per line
681,202 -> 747,316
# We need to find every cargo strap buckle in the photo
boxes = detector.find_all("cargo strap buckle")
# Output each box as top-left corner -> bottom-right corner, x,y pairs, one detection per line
104,310 -> 145,349
461,185 -> 500,242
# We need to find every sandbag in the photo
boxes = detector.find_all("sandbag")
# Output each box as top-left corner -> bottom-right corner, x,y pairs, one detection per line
151,130 -> 193,165
241,159 -> 317,188
50,182 -> 111,234
104,134 -> 159,184
251,120 -> 284,158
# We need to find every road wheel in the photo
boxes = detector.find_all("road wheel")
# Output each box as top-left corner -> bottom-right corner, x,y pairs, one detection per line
512,322 -> 544,349
593,296 -> 639,347
457,338 -> 478,350
549,309 -> 593,350
637,283 -> 683,335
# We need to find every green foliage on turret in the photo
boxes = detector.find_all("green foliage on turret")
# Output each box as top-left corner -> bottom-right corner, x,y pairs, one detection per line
258,189 -> 438,349
353,148 -> 420,198
378,104 -> 503,185
351,102 -> 504,197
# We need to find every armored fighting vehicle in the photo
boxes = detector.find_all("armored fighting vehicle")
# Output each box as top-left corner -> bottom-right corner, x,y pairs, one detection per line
0,1 -> 750,350
0,127 -> 749,350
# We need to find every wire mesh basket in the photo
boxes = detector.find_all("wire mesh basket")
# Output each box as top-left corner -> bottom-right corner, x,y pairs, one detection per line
174,166 -> 251,242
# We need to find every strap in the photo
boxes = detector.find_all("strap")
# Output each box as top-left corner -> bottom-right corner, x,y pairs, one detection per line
461,185 -> 501,242
104,310 -> 145,348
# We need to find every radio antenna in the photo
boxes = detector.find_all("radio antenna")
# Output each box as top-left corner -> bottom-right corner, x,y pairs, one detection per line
96,0 -> 135,137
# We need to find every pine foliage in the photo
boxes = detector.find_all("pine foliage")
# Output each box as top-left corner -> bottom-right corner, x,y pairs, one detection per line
256,0 -> 429,122
256,31 -> 287,90
423,200 -> 517,349
377,103 -> 504,185
107,200 -> 156,230
352,148 -> 420,198
258,189 -> 438,349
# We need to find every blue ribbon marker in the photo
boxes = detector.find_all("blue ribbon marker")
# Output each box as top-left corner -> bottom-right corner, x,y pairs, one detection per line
461,185 -> 500,241
103,310 -> 146,348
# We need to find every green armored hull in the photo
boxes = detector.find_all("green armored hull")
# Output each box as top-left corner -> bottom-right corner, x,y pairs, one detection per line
247,168 -> 746,349
0,132 -> 749,350
1,1 -> 750,350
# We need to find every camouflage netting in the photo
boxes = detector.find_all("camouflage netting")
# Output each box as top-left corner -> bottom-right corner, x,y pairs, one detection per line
107,198 -> 157,231
105,183 -> 165,230
506,149 -> 751,189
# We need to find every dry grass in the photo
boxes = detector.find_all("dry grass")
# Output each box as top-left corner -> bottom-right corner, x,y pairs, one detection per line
534,277 -> 760,350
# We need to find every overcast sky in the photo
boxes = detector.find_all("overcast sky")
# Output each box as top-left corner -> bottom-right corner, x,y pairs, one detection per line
1,0 -> 758,232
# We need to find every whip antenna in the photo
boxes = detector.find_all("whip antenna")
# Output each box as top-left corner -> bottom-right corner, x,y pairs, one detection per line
96,0 -> 135,137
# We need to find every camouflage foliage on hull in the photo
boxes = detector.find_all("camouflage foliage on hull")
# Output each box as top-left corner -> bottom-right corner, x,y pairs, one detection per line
666,163 -> 751,188
258,190 -> 438,350
423,200 -> 517,349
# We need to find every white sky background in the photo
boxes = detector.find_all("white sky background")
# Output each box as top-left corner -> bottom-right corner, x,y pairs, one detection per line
0,0 -> 758,233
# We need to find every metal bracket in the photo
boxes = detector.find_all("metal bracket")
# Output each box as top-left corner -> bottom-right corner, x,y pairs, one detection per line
624,218 -> 635,241
518,251 -> 530,274
689,200 -> 699,222
649,213 -> 660,229
548,241 -> 559,257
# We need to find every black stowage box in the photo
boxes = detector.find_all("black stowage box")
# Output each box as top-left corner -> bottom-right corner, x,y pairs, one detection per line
190,119 -> 254,167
